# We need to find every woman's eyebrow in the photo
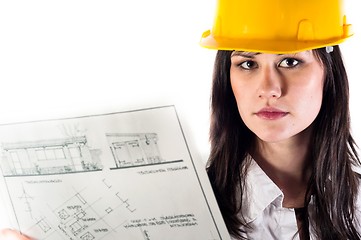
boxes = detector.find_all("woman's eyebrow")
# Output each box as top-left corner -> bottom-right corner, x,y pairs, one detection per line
231,51 -> 260,58
230,51 -> 305,58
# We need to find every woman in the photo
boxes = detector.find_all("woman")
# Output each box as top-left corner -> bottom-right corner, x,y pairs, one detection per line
201,0 -> 361,239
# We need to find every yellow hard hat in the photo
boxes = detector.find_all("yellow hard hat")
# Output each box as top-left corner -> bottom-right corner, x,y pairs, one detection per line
200,0 -> 353,53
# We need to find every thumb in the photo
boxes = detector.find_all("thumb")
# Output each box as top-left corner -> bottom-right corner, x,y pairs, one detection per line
0,229 -> 32,240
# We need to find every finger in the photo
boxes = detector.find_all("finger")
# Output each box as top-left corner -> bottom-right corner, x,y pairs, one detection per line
0,229 -> 31,240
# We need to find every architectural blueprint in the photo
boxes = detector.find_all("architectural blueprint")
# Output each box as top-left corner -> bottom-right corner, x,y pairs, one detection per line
0,106 -> 230,240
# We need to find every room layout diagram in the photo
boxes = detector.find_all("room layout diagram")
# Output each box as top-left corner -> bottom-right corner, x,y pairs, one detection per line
19,176 -> 138,240
0,106 -> 230,240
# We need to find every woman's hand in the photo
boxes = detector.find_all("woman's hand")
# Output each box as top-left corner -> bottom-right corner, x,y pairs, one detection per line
0,229 -> 31,240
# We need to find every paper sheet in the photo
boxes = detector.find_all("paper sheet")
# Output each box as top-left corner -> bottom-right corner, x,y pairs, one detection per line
0,105 -> 229,240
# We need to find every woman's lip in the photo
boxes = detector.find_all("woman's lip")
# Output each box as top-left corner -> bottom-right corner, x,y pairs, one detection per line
256,108 -> 288,120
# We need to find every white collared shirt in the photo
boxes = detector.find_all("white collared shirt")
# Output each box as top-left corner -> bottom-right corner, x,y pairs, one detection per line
232,159 -> 361,240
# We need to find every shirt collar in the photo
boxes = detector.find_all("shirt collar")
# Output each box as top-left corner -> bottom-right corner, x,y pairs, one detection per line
241,158 -> 284,223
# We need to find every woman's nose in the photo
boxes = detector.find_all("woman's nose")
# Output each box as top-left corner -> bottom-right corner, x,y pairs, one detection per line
257,66 -> 282,99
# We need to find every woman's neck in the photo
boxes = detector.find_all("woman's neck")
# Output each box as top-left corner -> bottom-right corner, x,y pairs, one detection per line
252,128 -> 312,208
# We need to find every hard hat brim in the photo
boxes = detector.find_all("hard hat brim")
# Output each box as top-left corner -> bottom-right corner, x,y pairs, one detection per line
200,33 -> 353,54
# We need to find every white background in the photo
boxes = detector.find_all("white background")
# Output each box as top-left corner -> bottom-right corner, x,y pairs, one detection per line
0,0 -> 360,164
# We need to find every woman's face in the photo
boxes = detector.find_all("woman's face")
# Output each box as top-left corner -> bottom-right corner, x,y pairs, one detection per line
230,50 -> 324,143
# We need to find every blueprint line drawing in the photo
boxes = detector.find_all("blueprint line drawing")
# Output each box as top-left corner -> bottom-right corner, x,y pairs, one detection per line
0,105 -> 230,240
19,184 -> 34,219
18,177 -> 139,240
107,133 -> 164,168
1,136 -> 103,177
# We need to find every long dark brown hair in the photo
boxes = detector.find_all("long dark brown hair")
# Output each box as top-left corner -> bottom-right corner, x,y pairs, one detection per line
206,46 -> 361,239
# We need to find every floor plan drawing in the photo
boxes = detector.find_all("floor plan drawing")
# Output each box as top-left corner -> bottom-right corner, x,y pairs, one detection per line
36,217 -> 51,234
0,106 -> 230,240
49,187 -> 136,240
15,175 -> 139,240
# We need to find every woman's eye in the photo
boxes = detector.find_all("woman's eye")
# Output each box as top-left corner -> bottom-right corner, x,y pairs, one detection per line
278,58 -> 299,68
239,60 -> 258,70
